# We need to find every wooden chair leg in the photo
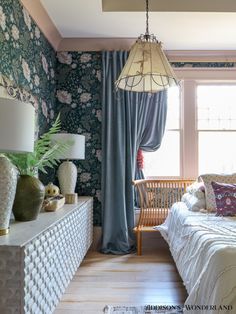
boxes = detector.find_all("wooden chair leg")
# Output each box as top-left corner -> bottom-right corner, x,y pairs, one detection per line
136,230 -> 142,256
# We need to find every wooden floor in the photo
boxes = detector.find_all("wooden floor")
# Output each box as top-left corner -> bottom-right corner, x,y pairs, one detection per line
54,233 -> 187,314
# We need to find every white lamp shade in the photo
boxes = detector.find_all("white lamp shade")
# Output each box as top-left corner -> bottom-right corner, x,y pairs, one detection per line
115,41 -> 178,93
0,97 -> 35,153
51,133 -> 85,160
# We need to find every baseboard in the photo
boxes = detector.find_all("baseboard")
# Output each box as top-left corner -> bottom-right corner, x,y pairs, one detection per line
89,226 -> 102,251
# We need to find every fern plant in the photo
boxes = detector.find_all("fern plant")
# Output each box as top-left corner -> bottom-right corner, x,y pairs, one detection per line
6,115 -> 70,176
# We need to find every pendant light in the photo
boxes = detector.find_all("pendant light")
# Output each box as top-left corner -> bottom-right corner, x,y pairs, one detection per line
115,0 -> 178,93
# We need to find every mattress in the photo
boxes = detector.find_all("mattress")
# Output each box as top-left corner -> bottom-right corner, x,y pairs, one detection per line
157,202 -> 236,314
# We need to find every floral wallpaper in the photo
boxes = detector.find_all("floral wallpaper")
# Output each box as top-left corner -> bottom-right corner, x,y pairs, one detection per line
1,0 -> 236,227
56,52 -> 102,225
0,0 -> 103,225
0,0 -> 57,135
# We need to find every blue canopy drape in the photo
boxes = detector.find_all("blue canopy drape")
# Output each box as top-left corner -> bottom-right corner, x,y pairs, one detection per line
101,51 -> 167,254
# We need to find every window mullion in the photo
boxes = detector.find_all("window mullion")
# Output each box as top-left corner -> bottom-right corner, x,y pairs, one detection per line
182,80 -> 198,179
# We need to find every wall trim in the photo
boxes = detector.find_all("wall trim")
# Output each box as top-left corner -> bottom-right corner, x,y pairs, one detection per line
174,67 -> 236,80
22,0 -> 236,62
58,38 -> 135,52
167,50 -> 236,62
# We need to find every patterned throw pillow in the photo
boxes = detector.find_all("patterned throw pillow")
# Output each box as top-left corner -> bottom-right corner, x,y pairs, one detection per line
211,181 -> 236,216
198,173 -> 236,212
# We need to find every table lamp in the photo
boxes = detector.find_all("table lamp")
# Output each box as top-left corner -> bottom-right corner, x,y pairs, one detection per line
0,97 -> 35,235
51,133 -> 85,196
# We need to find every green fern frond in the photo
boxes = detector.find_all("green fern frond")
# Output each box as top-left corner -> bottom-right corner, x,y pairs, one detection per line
4,114 -> 71,176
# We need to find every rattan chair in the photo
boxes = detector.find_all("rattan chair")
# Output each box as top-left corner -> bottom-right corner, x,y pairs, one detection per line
133,179 -> 195,255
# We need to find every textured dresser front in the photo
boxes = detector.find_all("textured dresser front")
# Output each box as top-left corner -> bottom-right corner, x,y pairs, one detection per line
0,197 -> 93,314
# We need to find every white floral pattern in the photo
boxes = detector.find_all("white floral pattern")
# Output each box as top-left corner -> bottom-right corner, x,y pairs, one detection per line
57,52 -> 72,65
80,92 -> 91,103
0,6 -> 6,31
23,7 -> 31,31
34,75 -> 40,86
22,59 -> 31,82
96,190 -> 101,202
11,25 -> 19,40
35,26 -> 40,39
96,150 -> 102,162
95,109 -> 102,122
80,53 -> 91,63
41,100 -> 48,118
80,173 -> 91,183
56,90 -> 72,104
96,70 -> 101,82
41,54 -> 48,74
50,69 -> 55,78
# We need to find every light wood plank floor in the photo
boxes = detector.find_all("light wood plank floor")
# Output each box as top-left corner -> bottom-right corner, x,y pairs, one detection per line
54,233 -> 187,314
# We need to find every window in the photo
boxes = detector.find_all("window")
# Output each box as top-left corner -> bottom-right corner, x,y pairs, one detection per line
143,70 -> 236,178
143,86 -> 180,177
197,85 -> 236,174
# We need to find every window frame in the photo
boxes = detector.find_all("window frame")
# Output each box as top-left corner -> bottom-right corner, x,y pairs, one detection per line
145,68 -> 236,180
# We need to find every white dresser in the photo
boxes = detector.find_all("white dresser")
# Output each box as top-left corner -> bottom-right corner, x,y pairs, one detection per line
0,197 -> 93,314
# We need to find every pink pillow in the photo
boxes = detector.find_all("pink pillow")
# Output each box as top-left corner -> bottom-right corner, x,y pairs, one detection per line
211,181 -> 236,216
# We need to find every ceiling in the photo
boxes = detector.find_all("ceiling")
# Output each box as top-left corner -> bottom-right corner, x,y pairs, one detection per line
40,0 -> 236,50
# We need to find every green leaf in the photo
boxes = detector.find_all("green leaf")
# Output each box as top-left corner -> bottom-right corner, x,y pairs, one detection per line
4,114 -> 72,176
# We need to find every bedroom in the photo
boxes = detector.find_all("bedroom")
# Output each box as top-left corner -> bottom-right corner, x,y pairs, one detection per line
0,0 -> 236,313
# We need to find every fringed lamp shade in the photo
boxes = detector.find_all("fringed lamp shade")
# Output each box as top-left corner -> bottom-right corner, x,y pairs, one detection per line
115,38 -> 178,93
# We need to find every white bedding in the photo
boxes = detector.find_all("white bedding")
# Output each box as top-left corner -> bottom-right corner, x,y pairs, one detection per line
157,202 -> 236,314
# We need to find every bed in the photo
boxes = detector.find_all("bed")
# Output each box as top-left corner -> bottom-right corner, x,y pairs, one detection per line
157,201 -> 236,314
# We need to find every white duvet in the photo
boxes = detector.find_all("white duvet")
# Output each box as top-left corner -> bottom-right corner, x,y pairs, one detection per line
157,202 -> 236,314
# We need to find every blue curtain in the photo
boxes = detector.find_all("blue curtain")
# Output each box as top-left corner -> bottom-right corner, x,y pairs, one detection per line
101,51 -> 167,254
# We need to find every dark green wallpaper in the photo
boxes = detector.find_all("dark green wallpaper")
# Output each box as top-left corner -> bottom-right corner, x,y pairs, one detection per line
56,52 -> 102,225
0,0 -> 103,226
0,0 -> 57,133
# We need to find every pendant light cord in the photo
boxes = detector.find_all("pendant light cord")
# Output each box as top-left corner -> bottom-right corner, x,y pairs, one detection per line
145,0 -> 149,36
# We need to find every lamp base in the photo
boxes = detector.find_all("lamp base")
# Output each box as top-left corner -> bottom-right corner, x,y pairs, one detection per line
0,156 -> 17,236
65,193 -> 78,204
58,161 -> 77,195
0,228 -> 9,236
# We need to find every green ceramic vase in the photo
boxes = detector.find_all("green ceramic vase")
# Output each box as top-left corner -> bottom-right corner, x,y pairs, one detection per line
13,175 -> 45,221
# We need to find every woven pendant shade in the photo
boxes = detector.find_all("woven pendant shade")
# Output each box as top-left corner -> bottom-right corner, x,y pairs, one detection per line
115,0 -> 178,93
115,39 -> 178,93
